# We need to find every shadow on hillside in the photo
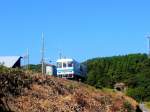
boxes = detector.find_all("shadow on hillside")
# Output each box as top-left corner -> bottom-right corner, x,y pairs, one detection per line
0,99 -> 12,112
136,105 -> 142,112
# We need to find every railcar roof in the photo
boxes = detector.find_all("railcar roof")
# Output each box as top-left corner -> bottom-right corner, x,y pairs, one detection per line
56,58 -> 74,62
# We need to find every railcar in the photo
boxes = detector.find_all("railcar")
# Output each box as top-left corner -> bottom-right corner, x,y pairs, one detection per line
56,58 -> 86,80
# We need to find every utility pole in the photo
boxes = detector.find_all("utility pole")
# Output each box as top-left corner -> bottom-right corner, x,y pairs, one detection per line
27,48 -> 29,70
23,48 -> 29,70
59,52 -> 62,59
41,32 -> 45,75
147,35 -> 150,58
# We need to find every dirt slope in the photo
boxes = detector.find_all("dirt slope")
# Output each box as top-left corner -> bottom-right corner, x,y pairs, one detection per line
0,69 -> 139,112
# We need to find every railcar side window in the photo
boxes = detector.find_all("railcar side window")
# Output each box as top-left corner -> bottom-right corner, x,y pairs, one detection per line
63,62 -> 67,68
57,62 -> 62,68
68,61 -> 73,67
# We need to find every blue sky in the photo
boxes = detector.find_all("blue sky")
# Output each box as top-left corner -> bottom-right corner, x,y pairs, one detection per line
0,0 -> 150,64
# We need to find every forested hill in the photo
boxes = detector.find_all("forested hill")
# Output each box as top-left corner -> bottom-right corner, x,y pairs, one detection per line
86,53 -> 150,102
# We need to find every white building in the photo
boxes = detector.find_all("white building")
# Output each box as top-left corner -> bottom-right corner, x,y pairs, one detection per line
0,56 -> 22,68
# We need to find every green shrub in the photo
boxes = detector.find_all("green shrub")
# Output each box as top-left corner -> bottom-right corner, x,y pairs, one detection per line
123,101 -> 134,112
126,88 -> 145,102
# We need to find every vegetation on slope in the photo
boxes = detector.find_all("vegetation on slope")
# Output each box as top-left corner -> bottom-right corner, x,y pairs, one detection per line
85,53 -> 150,102
145,102 -> 150,109
0,66 -> 139,112
22,64 -> 41,73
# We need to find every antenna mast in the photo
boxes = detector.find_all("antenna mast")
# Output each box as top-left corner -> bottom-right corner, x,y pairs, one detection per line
23,48 -> 29,70
41,32 -> 45,74
27,48 -> 29,70
147,35 -> 150,58
59,52 -> 62,59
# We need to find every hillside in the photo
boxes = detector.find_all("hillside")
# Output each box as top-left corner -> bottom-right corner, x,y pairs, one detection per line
0,67 -> 140,112
86,53 -> 150,102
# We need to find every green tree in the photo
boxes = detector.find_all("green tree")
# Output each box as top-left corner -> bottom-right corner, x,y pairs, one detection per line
85,53 -> 150,102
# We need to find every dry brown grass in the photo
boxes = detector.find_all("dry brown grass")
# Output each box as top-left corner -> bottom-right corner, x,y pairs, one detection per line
0,70 -> 138,112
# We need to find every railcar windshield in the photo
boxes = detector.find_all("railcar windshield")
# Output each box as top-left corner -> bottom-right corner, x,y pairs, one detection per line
57,61 -> 73,68
68,61 -> 73,67
63,62 -> 67,68
57,62 -> 62,68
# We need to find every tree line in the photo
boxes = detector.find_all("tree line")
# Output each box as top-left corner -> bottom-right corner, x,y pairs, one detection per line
85,53 -> 150,102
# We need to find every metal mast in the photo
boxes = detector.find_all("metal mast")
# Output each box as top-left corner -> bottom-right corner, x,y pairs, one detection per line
41,32 -> 45,74
27,48 -> 29,70
59,52 -> 62,59
23,48 -> 29,70
147,35 -> 150,58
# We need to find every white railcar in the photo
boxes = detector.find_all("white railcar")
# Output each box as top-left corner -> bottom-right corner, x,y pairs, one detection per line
56,58 -> 86,79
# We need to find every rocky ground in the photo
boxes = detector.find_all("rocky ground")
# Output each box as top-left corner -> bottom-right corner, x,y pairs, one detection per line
0,68 -> 140,112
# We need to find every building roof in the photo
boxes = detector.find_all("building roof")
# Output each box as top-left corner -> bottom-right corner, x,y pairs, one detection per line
0,56 -> 22,68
